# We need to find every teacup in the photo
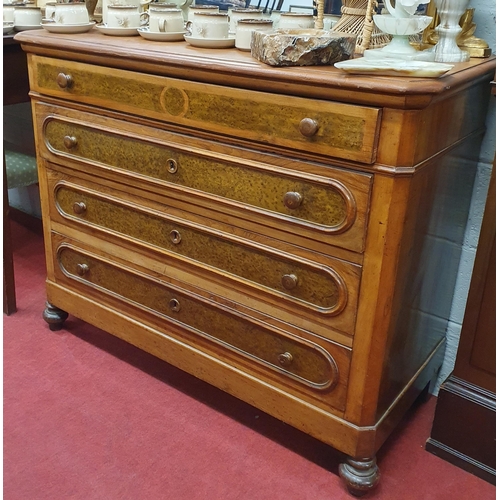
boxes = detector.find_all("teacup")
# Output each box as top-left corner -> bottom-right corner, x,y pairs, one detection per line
229,7 -> 262,34
50,1 -> 89,24
3,3 -> 15,22
107,4 -> 147,28
187,4 -> 218,22
278,12 -> 314,29
13,5 -> 42,26
186,11 -> 228,39
102,0 -> 150,25
145,6 -> 184,33
235,18 -> 273,51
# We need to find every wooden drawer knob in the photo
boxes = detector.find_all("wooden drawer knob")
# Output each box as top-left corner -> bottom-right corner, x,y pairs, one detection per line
283,191 -> 303,210
56,72 -> 73,89
76,263 -> 89,276
73,201 -> 87,215
169,298 -> 181,312
281,273 -> 298,290
278,352 -> 293,367
299,118 -> 319,137
63,135 -> 78,149
169,230 -> 182,244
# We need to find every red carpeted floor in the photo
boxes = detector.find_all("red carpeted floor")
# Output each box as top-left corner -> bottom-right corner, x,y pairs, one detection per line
3,221 -> 496,500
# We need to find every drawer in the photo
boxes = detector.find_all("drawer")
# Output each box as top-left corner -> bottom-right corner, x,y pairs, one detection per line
53,239 -> 351,411
31,55 -> 381,164
51,178 -> 361,335
37,104 -> 373,254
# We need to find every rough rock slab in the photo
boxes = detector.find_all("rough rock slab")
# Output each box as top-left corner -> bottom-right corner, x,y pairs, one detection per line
250,29 -> 357,67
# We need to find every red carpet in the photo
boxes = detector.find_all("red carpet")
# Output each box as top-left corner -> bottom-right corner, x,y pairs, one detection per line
4,221 -> 496,500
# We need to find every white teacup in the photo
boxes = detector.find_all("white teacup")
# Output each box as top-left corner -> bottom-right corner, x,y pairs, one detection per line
3,4 -> 15,22
278,12 -> 314,29
186,11 -> 228,39
187,4 -> 218,22
102,0 -> 150,25
235,18 -> 273,51
107,4 -> 147,28
145,6 -> 184,33
51,1 -> 89,24
229,7 -> 262,34
13,5 -> 42,26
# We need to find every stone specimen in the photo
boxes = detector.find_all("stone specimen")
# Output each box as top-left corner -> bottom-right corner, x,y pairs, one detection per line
250,29 -> 357,67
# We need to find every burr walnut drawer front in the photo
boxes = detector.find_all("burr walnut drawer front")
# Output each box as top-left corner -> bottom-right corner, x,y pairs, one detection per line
39,109 -> 373,254
31,55 -> 381,164
51,178 -> 361,336
53,239 -> 351,412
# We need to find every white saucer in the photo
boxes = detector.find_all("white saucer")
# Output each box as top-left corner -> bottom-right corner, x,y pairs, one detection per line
334,58 -> 454,78
3,23 -> 14,34
41,21 -> 95,34
14,24 -> 43,31
183,34 -> 235,49
95,24 -> 140,36
137,28 -> 186,42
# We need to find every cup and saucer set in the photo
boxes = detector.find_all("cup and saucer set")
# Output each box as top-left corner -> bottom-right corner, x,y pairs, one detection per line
39,2 -> 96,34
94,0 -> 187,40
184,6 -> 234,48
185,7 -> 276,50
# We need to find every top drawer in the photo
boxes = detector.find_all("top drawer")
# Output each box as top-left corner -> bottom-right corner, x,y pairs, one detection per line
29,56 -> 382,164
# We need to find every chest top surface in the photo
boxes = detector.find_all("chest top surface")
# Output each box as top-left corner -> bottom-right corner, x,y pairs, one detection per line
14,30 -> 495,110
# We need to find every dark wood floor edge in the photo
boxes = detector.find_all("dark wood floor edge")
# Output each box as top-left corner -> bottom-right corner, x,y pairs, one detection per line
425,438 -> 496,485
442,375 -> 496,410
9,207 -> 43,236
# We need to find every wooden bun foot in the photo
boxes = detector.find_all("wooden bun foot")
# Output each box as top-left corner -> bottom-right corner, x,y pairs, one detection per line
339,457 -> 380,497
43,301 -> 69,331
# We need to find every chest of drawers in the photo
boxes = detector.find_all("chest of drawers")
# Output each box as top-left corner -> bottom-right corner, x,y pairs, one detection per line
16,30 -> 495,496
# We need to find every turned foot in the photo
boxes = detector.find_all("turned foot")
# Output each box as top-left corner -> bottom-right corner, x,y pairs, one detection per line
43,301 -> 69,331
339,456 -> 380,497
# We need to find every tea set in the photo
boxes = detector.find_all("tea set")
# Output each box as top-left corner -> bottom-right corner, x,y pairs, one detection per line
3,0 -> 319,51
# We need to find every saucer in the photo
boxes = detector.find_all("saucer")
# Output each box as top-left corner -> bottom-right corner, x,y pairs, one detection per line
95,24 -> 140,36
137,28 -> 186,42
41,21 -> 96,34
183,34 -> 235,49
3,23 -> 14,34
14,24 -> 43,31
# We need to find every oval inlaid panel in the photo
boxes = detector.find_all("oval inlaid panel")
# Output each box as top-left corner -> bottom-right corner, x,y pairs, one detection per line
54,183 -> 348,315
44,117 -> 355,232
57,244 -> 339,391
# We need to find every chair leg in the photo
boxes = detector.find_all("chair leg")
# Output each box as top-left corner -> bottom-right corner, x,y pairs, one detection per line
3,151 -> 17,315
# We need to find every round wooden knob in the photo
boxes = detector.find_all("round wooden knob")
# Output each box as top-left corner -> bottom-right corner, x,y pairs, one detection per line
169,230 -> 182,244
76,263 -> 89,276
63,135 -> 77,149
278,352 -> 293,367
299,118 -> 319,137
73,201 -> 86,215
167,159 -> 178,174
283,191 -> 303,210
281,274 -> 298,290
56,72 -> 73,89
169,298 -> 181,312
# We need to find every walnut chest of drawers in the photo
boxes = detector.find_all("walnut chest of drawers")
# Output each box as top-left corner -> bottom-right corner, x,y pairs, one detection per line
16,29 -> 495,496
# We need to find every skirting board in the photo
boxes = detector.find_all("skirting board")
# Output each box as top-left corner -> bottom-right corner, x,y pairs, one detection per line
425,375 -> 496,485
